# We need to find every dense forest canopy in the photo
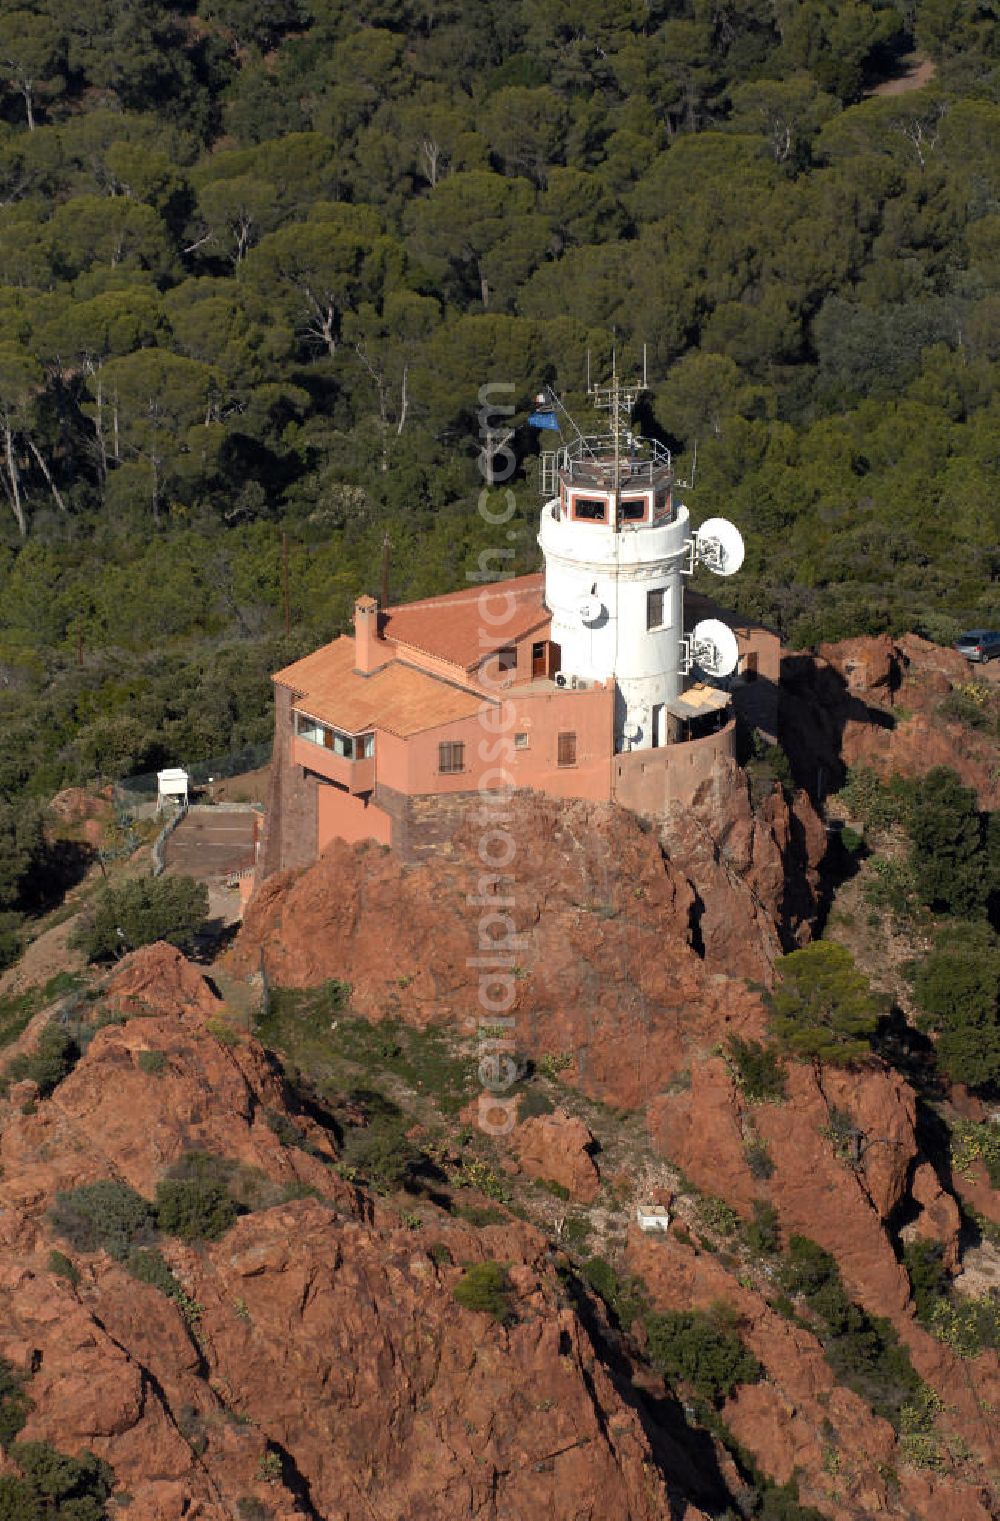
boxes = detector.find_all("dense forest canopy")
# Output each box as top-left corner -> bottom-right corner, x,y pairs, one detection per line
0,0 -> 997,814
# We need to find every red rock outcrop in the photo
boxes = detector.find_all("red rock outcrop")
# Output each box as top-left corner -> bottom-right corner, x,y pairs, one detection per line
782,634 -> 1000,808
105,940 -> 222,1019
232,795 -> 768,1107
513,1107 -> 600,1201
0,943 -> 709,1520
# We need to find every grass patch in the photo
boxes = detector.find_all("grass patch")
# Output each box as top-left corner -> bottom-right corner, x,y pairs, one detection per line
260,988 -> 476,1116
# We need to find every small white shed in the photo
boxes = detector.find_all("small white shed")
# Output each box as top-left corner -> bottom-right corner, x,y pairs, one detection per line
636,1204 -> 671,1234
156,768 -> 190,812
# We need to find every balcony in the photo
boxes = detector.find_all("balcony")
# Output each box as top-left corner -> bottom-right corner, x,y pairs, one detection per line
292,715 -> 375,794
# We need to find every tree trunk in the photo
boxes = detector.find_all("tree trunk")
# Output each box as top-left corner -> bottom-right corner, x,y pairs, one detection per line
23,83 -> 34,133
478,259 -> 490,309
26,437 -> 67,513
89,365 -> 108,483
3,423 -> 25,536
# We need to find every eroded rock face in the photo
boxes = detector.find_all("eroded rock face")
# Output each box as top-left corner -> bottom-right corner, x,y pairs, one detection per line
512,1107 -> 600,1202
232,794 -> 768,1108
0,943 -> 701,1521
782,634 -> 1000,808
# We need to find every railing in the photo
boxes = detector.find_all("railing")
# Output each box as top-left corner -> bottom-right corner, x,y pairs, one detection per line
151,801 -> 188,878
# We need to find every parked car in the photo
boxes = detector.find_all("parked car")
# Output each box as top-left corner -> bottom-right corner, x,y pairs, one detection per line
954,629 -> 1000,662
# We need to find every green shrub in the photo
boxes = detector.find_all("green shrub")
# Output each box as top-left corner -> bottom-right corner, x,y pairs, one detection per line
780,1236 -> 923,1426
0,912 -> 23,973
580,1256 -> 648,1329
928,1293 -> 1000,1357
0,1441 -> 114,1520
951,1120 -> 1000,1187
5,1020 -> 79,1097
833,767 -> 904,834
769,942 -> 880,1067
696,1194 -> 740,1238
745,1140 -> 775,1181
123,1248 -> 202,1323
903,1240 -> 949,1324
137,1049 -> 166,1076
645,1304 -> 761,1403
0,1359 -> 31,1452
48,1181 -> 157,1261
155,1155 -> 239,1242
727,1036 -> 787,1102
237,1500 -> 273,1521
539,1177 -> 571,1201
912,921 -> 1000,1090
47,1250 -> 79,1286
452,1260 -> 515,1324
71,876 -> 209,962
745,1200 -> 781,1256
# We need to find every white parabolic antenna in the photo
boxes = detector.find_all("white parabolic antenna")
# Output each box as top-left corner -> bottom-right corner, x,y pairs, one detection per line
578,596 -> 603,624
691,618 -> 740,678
696,517 -> 745,577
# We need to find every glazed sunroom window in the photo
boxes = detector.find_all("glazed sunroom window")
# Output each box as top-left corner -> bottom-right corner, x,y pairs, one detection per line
295,713 -> 374,758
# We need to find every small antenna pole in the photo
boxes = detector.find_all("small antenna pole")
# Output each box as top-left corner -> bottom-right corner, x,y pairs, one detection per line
642,343 -> 648,389
586,348 -> 591,394
612,350 -> 621,534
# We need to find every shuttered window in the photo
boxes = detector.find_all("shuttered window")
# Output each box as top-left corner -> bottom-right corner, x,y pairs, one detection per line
647,587 -> 665,630
438,741 -> 465,774
557,732 -> 577,767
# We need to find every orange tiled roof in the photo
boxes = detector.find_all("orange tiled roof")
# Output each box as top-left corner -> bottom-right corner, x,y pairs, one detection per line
273,636 -> 491,738
382,572 -> 548,669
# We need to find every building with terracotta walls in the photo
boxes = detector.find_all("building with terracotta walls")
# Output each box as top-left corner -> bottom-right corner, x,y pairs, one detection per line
261,406 -> 780,875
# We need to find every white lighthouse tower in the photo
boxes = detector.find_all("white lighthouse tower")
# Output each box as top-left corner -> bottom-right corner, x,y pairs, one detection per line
536,371 -> 743,752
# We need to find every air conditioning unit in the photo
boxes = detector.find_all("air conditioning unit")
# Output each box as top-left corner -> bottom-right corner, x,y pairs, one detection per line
554,671 -> 568,688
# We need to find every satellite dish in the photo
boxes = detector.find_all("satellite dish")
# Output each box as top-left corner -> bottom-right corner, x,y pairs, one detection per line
578,597 -> 603,624
690,618 -> 740,679
696,517 -> 745,577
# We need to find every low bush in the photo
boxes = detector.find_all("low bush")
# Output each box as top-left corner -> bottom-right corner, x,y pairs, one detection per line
3,1020 -> 79,1097
137,1049 -> 166,1076
696,1194 -> 740,1238
155,1155 -> 239,1242
452,1260 -> 515,1324
745,1140 -> 775,1180
48,1180 -> 157,1261
645,1304 -> 761,1403
47,1250 -> 80,1286
0,1358 -> 30,1451
579,1256 -> 648,1330
0,1441 -> 114,1520
0,912 -> 22,973
744,1201 -> 781,1257
71,876 -> 209,962
781,1236 -> 923,1426
903,1241 -> 949,1324
727,1036 -> 787,1103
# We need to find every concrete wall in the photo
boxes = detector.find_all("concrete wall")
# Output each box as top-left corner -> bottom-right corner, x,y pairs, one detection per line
317,782 -> 391,851
613,719 -> 737,815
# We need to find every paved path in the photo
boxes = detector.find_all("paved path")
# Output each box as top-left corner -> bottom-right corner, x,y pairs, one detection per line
162,807 -> 258,880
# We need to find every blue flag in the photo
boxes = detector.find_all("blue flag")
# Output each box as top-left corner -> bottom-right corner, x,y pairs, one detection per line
528,410 -> 560,431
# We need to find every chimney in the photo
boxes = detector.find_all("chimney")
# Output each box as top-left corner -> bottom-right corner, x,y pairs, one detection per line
354,595 -> 381,674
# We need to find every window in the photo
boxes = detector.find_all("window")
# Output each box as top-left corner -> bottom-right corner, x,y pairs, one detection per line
621,496 -> 647,522
647,587 -> 666,630
438,741 -> 465,774
574,497 -> 607,522
557,732 -> 577,767
359,732 -> 375,757
496,646 -> 516,672
514,732 -> 529,750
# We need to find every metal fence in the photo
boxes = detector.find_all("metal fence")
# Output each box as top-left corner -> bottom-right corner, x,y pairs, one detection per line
114,741 -> 272,812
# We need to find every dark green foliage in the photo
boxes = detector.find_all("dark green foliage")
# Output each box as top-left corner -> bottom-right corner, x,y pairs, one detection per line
237,1500 -> 273,1521
71,877 -> 209,961
903,1240 -> 949,1324
4,1019 -> 79,1097
47,1250 -> 79,1286
745,1200 -> 781,1256
0,1359 -> 30,1452
0,913 -> 22,973
452,1260 -> 514,1324
905,768 -> 990,918
155,1154 -> 239,1241
769,942 -> 880,1067
781,1236 -> 923,1426
645,1305 -> 762,1403
138,1049 -> 167,1076
48,1180 -> 156,1261
0,1442 -> 114,1521
727,1036 -> 787,1102
912,919 -> 1000,1089
743,732 -> 794,810
745,1140 -> 775,1180
579,1256 -> 648,1330
834,768 -> 905,835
